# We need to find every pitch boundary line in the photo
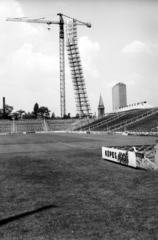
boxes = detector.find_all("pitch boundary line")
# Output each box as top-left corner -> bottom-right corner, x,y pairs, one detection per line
57,142 -> 99,150
58,142 -> 77,148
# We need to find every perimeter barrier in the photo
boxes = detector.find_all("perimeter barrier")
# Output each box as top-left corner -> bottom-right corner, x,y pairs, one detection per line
102,144 -> 158,170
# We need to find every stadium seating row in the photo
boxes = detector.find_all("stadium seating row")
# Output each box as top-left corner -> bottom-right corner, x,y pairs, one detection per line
75,108 -> 158,133
0,109 -> 157,134
0,121 -> 12,133
0,119 -> 77,133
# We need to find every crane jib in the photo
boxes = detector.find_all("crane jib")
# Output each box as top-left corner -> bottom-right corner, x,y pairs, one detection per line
6,18 -> 59,25
6,18 -> 91,27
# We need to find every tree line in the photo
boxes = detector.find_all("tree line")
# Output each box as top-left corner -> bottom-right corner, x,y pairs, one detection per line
0,103 -> 74,120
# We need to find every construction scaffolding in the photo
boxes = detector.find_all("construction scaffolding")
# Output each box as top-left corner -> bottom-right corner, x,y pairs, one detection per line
66,20 -> 91,116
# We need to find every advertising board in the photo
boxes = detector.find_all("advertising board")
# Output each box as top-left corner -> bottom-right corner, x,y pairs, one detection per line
102,147 -> 137,168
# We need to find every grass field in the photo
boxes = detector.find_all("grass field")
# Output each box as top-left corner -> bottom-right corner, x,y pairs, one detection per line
0,133 -> 158,240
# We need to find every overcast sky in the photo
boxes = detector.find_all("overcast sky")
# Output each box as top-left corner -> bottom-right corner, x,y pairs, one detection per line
1,0 -> 158,116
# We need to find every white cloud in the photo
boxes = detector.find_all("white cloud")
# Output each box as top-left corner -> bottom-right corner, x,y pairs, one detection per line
56,2 -> 66,7
79,36 -> 100,56
0,0 -> 23,17
0,0 -> 43,58
8,43 -> 58,73
122,41 -> 148,54
126,73 -> 141,85
122,40 -> 158,55
1,42 -> 59,100
79,36 -> 100,78
107,81 -> 117,88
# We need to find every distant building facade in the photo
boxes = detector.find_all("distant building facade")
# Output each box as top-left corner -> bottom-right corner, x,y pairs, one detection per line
98,94 -> 105,117
112,83 -> 127,111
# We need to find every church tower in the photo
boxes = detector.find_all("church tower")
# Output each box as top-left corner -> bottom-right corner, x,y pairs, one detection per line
98,95 -> 105,117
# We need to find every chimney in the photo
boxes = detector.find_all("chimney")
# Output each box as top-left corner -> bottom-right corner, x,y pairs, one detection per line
3,97 -> 5,118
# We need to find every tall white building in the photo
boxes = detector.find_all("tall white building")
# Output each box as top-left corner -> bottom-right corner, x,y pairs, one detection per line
112,83 -> 127,111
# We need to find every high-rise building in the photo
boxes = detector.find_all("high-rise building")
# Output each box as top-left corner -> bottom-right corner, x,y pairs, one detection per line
112,83 -> 127,110
98,94 -> 105,117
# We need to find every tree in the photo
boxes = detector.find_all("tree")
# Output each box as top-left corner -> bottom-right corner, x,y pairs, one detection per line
33,103 -> 39,118
11,112 -> 20,120
63,113 -> 71,119
0,109 -> 3,119
0,104 -> 13,119
23,112 -> 36,119
37,106 -> 50,118
5,105 -> 13,117
76,113 -> 79,118
51,112 -> 55,119
16,110 -> 25,119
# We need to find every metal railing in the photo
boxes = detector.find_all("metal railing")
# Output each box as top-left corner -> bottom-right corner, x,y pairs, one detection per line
108,108 -> 158,132
74,113 -> 125,131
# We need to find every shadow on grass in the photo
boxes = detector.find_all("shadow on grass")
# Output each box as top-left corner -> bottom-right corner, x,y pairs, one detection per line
0,204 -> 58,226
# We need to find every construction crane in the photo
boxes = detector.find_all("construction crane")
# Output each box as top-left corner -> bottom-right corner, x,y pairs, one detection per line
6,13 -> 91,118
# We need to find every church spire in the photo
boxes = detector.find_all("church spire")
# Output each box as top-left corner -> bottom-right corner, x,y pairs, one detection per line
98,94 -> 105,117
98,94 -> 104,108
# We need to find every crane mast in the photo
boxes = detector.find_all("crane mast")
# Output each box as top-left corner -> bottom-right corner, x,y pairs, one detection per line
6,13 -> 91,118
57,14 -> 65,118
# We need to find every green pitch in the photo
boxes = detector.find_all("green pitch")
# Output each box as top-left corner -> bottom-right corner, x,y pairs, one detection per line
0,133 -> 158,239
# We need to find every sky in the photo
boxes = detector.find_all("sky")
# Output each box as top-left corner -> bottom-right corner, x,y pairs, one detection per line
0,0 -> 158,117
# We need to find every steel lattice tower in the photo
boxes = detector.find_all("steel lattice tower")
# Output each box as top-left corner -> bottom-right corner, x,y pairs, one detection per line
66,20 -> 91,116
58,14 -> 66,117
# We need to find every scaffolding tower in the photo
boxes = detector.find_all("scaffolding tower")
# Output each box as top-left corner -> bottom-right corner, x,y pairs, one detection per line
66,20 -> 91,117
